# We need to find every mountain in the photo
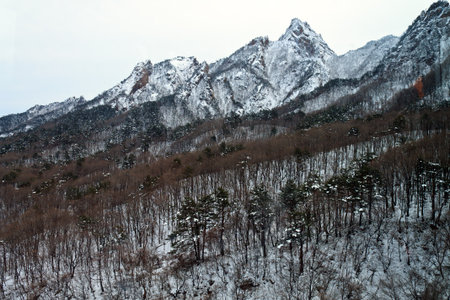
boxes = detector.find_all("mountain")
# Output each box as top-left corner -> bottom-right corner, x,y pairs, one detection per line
80,18 -> 337,128
0,1 -> 448,154
297,0 -> 450,115
0,96 -> 85,138
327,35 -> 399,80
209,19 -> 335,115
0,18 -> 394,135
376,0 -> 450,101
377,1 -> 450,80
84,57 -> 218,128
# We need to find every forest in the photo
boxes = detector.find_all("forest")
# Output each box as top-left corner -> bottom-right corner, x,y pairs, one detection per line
0,106 -> 448,299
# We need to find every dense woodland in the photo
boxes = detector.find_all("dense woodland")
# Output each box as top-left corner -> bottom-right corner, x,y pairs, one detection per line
0,104 -> 448,299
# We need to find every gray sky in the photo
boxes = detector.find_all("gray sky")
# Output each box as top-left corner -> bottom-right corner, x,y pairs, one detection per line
0,0 -> 438,117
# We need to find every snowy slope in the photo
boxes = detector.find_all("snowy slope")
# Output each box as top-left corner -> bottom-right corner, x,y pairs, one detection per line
85,57 -> 218,128
0,96 -> 86,137
300,1 -> 450,115
210,19 -> 335,115
77,18 -> 335,128
84,3 -> 449,128
82,18 -> 336,126
377,1 -> 450,89
85,60 -> 153,110
328,35 -> 399,80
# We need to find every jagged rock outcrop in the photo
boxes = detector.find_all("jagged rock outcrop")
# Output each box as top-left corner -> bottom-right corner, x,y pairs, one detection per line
300,1 -> 450,114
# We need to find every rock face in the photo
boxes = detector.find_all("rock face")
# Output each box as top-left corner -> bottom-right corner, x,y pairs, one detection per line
1,1 -> 449,136
209,19 -> 335,116
85,57 -> 218,128
374,0 -> 450,103
85,18 -> 337,127
378,1 -> 450,79
327,35 -> 400,80
300,1 -> 450,114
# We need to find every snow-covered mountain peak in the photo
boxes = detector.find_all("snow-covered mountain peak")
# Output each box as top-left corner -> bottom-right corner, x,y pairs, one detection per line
278,18 -> 335,62
425,0 -> 449,17
169,56 -> 199,71
1,2 -> 448,138
152,56 -> 203,85
117,60 -> 153,95
248,36 -> 270,46
409,0 -> 449,31
125,60 -> 152,86
133,59 -> 152,72
280,18 -> 312,41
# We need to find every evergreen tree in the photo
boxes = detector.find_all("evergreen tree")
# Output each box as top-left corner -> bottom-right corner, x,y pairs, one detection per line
280,180 -> 310,274
214,187 -> 230,256
247,185 -> 272,258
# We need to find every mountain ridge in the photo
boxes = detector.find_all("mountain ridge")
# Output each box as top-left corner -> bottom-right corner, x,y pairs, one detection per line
0,1 -> 448,140
0,96 -> 86,138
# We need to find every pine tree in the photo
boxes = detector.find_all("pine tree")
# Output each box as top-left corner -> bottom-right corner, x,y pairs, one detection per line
247,185 -> 272,258
214,187 -> 229,256
280,180 -> 310,274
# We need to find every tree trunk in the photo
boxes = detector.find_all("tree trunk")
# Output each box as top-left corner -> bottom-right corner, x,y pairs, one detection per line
220,212 -> 225,256
261,229 -> 267,258
431,177 -> 436,223
299,240 -> 304,274
368,186 -> 373,224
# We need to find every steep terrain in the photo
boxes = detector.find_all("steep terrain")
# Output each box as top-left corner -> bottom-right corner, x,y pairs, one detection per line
210,18 -> 335,115
297,1 -> 450,115
0,109 -> 448,299
77,18 -> 338,128
1,2 -> 449,142
3,6 -> 440,137
85,57 -> 218,128
0,96 -> 85,138
328,35 -> 399,80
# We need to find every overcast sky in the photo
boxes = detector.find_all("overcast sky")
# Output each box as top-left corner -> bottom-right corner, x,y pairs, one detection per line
0,0 -> 438,117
